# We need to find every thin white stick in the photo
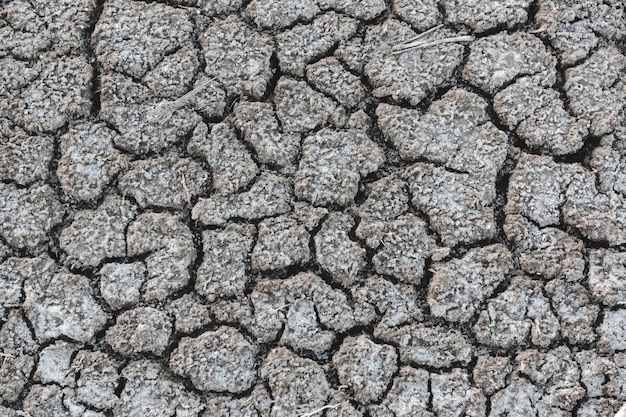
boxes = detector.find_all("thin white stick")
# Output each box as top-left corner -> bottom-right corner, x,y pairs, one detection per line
298,403 -> 343,417
392,35 -> 475,54
392,24 -> 444,50
146,78 -> 215,124
615,403 -> 626,417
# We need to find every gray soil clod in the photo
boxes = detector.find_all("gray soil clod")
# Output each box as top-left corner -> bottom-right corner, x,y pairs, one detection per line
2,0 -> 626,415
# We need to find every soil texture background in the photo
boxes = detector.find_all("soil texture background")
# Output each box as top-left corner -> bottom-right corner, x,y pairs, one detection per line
1,0 -> 626,416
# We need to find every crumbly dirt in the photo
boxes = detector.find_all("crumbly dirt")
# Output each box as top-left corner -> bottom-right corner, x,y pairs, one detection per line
1,0 -> 626,416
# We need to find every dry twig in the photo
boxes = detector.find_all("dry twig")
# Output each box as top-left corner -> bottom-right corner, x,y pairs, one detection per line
392,25 -> 474,55
298,402 -> 344,417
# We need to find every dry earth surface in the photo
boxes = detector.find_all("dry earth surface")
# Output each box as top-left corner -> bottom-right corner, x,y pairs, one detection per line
1,0 -> 626,416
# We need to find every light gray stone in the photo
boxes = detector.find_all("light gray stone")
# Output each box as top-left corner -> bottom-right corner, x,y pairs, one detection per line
106,307 -> 172,356
24,270 -> 108,343
0,183 -> 64,250
60,195 -> 137,268
170,326 -> 258,393
200,15 -> 274,98
187,122 -> 256,195
295,128 -> 384,206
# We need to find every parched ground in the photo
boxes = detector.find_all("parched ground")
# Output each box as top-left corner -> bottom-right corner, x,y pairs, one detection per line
1,0 -> 626,416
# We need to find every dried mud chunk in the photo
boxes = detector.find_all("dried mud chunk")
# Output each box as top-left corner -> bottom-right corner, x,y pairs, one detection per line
34,340 -> 76,385
0,0 -> 95,58
474,277 -> 559,348
489,378 -> 543,417
210,300 -> 256,332
506,153 -> 583,226
335,36 -> 366,73
114,359 -> 202,417
442,0 -> 531,32
250,273 -> 355,352
563,169 -> 626,245
536,0 -> 625,66
564,47 -> 626,136
99,73 -> 201,155
168,294 -> 211,334
0,133 -> 52,185
106,307 -> 172,356
589,249 -> 626,306
0,183 -> 63,250
372,214 -> 436,284
472,356 -> 512,396
363,20 -> 464,105
0,242 -> 9,262
356,176 -> 410,248
190,76 -> 227,119
200,16 -> 273,98
22,385 -> 71,417
126,213 -> 196,300
99,262 -> 147,310
295,128 -> 384,206
352,276 -> 421,328
326,392 -> 364,417
196,223 -> 255,301
428,244 -> 513,323
307,57 -> 367,108
315,212 -> 366,287
319,0 -> 386,20
187,122 -> 256,195
431,369 -> 487,417
494,78 -> 589,155
60,195 -> 137,268
246,0 -> 319,29
252,215 -> 310,271
57,123 -> 127,202
118,152 -> 208,209
377,89 -> 508,177
0,310 -> 38,402
281,298 -> 336,354
462,32 -> 556,94
170,326 -> 258,393
590,133 -> 626,196
260,347 -> 331,417
599,309 -> 626,351
391,0 -> 442,32
196,0 -> 241,15
203,386 -> 273,417
333,336 -> 398,404
369,367 -> 432,417
0,255 -> 55,318
92,0 -> 193,78
142,45 -> 199,99
408,163 -> 497,246
377,323 -> 473,368
192,173 -> 292,226
545,279 -> 599,345
577,399 -> 622,417
276,11 -> 358,77
24,271 -> 107,343
13,56 -> 92,133
72,351 -> 119,410
575,351 -> 619,398
233,101 -> 300,168
504,214 -> 585,281
291,200 -> 329,230
613,353 -> 626,398
274,78 -> 345,134
515,347 -> 585,412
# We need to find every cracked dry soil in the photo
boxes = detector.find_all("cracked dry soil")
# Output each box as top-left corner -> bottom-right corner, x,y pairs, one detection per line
0,0 -> 626,416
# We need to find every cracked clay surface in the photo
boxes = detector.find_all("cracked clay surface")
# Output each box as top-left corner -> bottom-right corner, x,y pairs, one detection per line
1,0 -> 626,416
